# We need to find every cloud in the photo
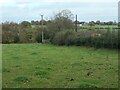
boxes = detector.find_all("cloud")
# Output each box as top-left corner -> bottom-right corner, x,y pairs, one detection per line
16,3 -> 28,8
0,0 -> 118,22
0,0 -> 119,4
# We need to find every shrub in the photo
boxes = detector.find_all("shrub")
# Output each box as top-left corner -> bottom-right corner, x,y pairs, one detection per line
35,31 -> 42,43
65,34 -> 76,46
52,30 -> 76,46
19,29 -> 37,43
52,31 -> 65,45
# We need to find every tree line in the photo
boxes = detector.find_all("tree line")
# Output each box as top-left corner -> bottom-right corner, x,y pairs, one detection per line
2,9 -> 119,49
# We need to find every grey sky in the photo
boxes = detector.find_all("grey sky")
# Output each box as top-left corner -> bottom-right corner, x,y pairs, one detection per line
118,1 -> 120,22
0,0 -> 119,22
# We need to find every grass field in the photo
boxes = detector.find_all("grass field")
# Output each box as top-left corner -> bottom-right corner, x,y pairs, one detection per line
80,25 -> 118,29
2,44 -> 118,88
0,44 -> 2,89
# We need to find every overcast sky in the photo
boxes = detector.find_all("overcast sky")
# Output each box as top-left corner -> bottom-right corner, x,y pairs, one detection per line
0,0 -> 119,23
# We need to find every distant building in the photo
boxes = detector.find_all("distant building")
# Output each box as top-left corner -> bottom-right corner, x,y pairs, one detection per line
79,24 -> 82,26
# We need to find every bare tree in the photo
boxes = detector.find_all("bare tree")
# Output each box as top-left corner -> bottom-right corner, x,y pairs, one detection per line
47,9 -> 74,31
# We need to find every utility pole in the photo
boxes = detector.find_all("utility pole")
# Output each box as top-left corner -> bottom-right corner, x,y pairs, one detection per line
75,14 -> 78,32
41,15 -> 44,43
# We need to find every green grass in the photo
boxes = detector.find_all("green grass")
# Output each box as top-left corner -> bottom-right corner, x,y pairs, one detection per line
0,44 -> 2,89
2,44 -> 118,88
79,25 -> 118,32
80,25 -> 118,29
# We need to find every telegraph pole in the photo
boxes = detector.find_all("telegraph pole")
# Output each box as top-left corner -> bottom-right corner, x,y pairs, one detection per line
75,14 -> 78,32
41,15 -> 44,43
